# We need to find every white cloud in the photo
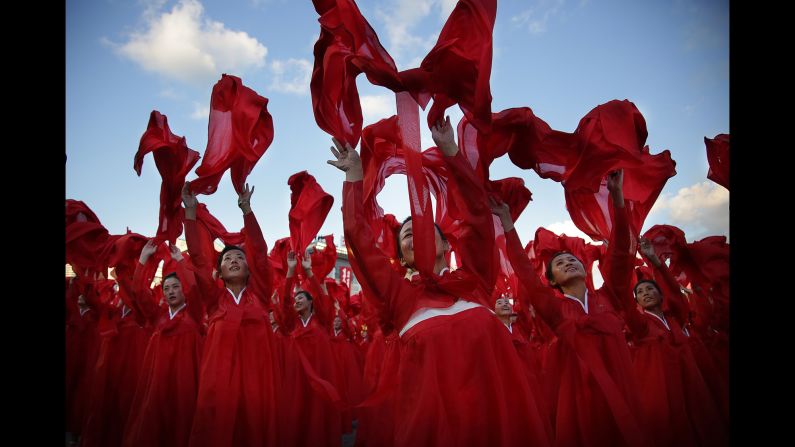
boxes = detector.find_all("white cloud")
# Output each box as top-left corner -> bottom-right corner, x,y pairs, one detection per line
511,0 -> 565,34
159,87 -> 184,100
374,0 -> 450,69
545,219 -> 595,242
648,181 -> 729,241
113,0 -> 267,86
361,94 -> 396,125
269,58 -> 312,95
190,101 -> 209,120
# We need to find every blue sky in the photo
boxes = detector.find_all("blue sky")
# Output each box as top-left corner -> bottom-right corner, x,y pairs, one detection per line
67,0 -> 729,259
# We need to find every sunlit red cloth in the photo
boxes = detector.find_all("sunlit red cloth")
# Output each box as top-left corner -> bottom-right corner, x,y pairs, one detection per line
399,0 -> 497,132
705,133 -> 729,190
566,145 -> 675,245
66,200 -> 112,272
190,74 -> 274,196
309,0 -> 403,147
135,111 -> 201,244
288,171 -> 334,254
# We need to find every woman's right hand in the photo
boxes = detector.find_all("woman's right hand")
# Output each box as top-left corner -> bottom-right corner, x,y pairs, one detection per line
327,138 -> 363,182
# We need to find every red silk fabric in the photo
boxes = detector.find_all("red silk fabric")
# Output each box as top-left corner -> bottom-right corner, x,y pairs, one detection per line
705,133 -> 729,190
288,171 -> 334,254
135,111 -> 200,244
190,74 -> 274,195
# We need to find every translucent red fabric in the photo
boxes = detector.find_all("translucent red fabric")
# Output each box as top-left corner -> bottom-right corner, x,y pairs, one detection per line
135,111 -> 200,243
288,171 -> 334,254
190,74 -> 274,196
705,133 -> 729,190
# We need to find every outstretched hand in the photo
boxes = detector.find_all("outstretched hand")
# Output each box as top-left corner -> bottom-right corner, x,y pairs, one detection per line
301,248 -> 313,276
238,183 -> 254,214
327,138 -> 363,181
167,242 -> 184,262
489,196 -> 514,232
431,116 -> 458,156
638,238 -> 661,267
181,182 -> 198,209
606,169 -> 624,206
139,239 -> 158,265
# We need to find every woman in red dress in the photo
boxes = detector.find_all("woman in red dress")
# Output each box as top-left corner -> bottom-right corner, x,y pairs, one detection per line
65,276 -> 100,441
181,182 -> 281,447
493,169 -> 649,447
122,240 -> 205,447
276,250 -> 343,447
623,239 -> 728,447
328,117 -> 552,447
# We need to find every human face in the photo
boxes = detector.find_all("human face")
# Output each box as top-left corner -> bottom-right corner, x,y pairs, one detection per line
398,220 -> 447,267
162,277 -> 186,308
220,249 -> 249,282
334,316 -> 342,331
635,282 -> 662,310
549,253 -> 586,286
495,297 -> 512,317
294,292 -> 311,314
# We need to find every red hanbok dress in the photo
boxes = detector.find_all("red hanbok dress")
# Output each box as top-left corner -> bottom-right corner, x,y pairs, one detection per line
505,203 -> 648,447
122,258 -> 205,447
184,211 -> 281,447
343,150 -> 552,447
329,309 -> 366,432
81,279 -> 151,447
277,274 -> 343,447
65,278 -> 100,436
623,262 -> 728,447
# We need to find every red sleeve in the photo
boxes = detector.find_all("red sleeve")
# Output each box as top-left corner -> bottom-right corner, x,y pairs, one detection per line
652,261 -> 689,327
306,274 -> 333,328
599,203 -> 635,313
280,276 -> 298,333
115,274 -> 147,327
243,212 -> 274,308
174,258 -> 206,325
131,262 -> 160,324
443,150 -> 498,293
342,180 -> 414,326
184,218 -> 220,312
505,228 -> 564,329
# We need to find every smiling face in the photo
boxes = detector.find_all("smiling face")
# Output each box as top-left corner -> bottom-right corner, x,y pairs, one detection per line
293,291 -> 312,314
398,220 -> 448,268
495,297 -> 513,317
162,276 -> 186,308
547,252 -> 587,287
219,248 -> 249,283
634,280 -> 662,310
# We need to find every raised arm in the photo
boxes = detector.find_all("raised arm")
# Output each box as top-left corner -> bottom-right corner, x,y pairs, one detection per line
130,239 -> 163,324
491,199 -> 564,329
168,242 -> 206,325
182,182 -> 220,311
639,238 -> 689,327
237,183 -> 274,307
328,138 -> 414,325
599,170 -> 636,313
301,250 -> 334,328
432,116 -> 497,290
280,252 -> 299,333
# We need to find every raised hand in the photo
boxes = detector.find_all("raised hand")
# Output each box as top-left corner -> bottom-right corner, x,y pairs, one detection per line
286,251 -> 298,276
301,248 -> 313,276
238,183 -> 255,214
139,239 -> 159,265
327,138 -> 363,181
606,169 -> 624,206
638,238 -> 661,267
431,116 -> 458,156
488,196 -> 514,232
167,242 -> 184,262
181,181 -> 198,209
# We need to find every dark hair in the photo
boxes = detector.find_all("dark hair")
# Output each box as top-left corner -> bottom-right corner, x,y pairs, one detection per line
395,216 -> 448,261
217,245 -> 245,272
294,290 -> 314,301
161,272 -> 179,288
633,279 -> 662,300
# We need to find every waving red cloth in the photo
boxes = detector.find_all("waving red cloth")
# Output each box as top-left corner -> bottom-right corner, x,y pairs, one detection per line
190,74 -> 274,195
268,236 -> 292,280
66,201 -> 112,271
399,0 -> 497,132
66,199 -> 102,225
288,171 -> 334,253
195,203 -> 245,247
312,234 -> 338,279
705,133 -> 730,190
135,111 -> 201,243
565,144 -> 676,246
310,0 -> 403,147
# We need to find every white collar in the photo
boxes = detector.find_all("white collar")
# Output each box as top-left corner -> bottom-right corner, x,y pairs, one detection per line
169,303 -> 187,320
563,290 -> 589,314
406,267 -> 451,280
334,328 -> 342,337
122,305 -> 132,318
79,307 -> 91,317
683,326 -> 690,337
226,287 -> 247,305
300,312 -> 313,327
643,310 -> 670,331
503,321 -> 513,333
